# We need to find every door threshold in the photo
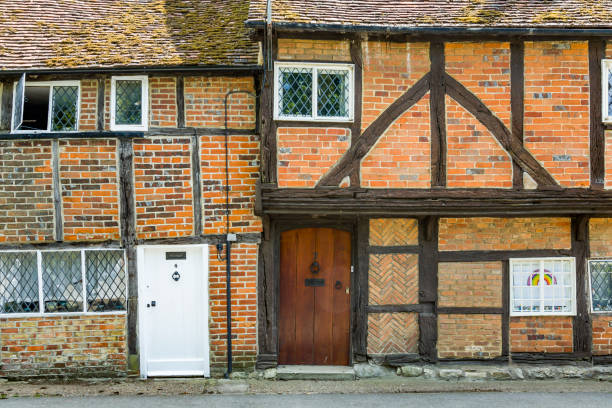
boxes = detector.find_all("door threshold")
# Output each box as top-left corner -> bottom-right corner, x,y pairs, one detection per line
277,365 -> 355,381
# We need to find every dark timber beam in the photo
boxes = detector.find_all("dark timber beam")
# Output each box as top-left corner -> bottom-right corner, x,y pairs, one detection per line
176,76 -> 186,129
589,40 -> 605,189
191,134 -> 203,236
418,216 -> 438,362
317,73 -> 431,186
350,35 -> 364,186
444,73 -> 559,189
353,216 -> 369,361
97,78 -> 105,131
572,215 -> 591,356
51,140 -> 63,242
430,42 -> 446,187
510,41 -> 525,189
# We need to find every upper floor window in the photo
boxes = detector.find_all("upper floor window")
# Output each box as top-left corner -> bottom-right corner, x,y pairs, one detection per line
603,60 -> 612,123
12,78 -> 80,132
274,62 -> 353,122
510,257 -> 576,316
111,75 -> 148,131
589,259 -> 612,313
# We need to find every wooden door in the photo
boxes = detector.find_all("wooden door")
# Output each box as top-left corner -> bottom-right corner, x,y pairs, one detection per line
279,228 -> 351,365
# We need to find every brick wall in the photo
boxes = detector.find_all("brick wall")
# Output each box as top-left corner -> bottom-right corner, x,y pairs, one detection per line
149,77 -> 177,127
369,218 -> 419,246
524,41 -> 590,188
277,38 -> 351,62
277,127 -> 350,188
438,217 -> 571,251
78,80 -> 97,131
590,218 -> 612,258
592,315 -> 612,356
438,262 -> 502,308
510,316 -> 573,353
134,137 -> 194,240
369,253 -> 418,305
438,314 -> 502,359
362,41 -> 430,132
361,97 -> 431,188
446,97 -> 513,188
208,243 -> 257,369
201,134 -> 261,235
59,139 -> 120,241
367,312 -> 419,355
184,76 -> 255,129
0,314 -> 126,378
0,140 -> 54,242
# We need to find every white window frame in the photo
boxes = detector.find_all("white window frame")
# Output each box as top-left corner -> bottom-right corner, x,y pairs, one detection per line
588,259 -> 612,314
509,257 -> 577,317
11,80 -> 81,133
273,61 -> 354,122
110,75 -> 149,131
602,60 -> 612,123
0,248 -> 127,317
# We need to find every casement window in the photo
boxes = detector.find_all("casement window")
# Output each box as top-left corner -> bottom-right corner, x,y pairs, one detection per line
11,76 -> 80,132
0,249 -> 126,315
274,62 -> 354,121
510,257 -> 576,316
603,60 -> 612,123
110,75 -> 148,131
589,259 -> 612,313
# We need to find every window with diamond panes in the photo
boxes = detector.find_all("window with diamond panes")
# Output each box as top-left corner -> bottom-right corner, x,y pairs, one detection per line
12,81 -> 79,132
0,252 -> 39,313
0,249 -> 126,315
604,60 -> 612,123
51,85 -> 78,131
279,67 -> 313,117
510,258 -> 576,316
115,80 -> 143,125
318,69 -> 349,118
589,260 -> 612,312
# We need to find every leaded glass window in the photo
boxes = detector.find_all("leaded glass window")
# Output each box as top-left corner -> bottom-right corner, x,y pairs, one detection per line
604,60 -> 612,123
510,258 -> 576,316
111,76 -> 148,130
51,85 -> 78,131
275,63 -> 353,121
0,249 -> 126,315
589,260 -> 612,312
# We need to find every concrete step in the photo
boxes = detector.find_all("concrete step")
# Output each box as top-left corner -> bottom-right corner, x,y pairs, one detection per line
276,365 -> 355,381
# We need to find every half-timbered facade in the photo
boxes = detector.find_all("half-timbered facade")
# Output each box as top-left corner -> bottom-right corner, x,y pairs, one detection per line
248,1 -> 612,368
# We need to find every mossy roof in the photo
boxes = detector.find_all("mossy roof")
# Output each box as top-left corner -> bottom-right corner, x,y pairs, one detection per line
0,0 -> 259,70
247,0 -> 612,29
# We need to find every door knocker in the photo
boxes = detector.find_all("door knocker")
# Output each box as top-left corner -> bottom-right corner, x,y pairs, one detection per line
310,251 -> 320,274
172,271 -> 181,282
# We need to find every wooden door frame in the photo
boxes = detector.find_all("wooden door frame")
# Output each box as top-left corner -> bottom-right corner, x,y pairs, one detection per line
257,215 -> 361,368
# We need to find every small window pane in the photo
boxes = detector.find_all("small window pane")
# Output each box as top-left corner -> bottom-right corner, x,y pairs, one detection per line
86,250 -> 126,312
279,67 -> 312,117
590,260 -> 612,312
115,80 -> 143,125
51,86 -> 78,131
0,252 -> 39,313
21,86 -> 50,131
318,69 -> 349,118
42,251 -> 82,313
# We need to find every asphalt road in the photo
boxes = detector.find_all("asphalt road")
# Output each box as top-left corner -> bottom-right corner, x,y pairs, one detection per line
3,393 -> 612,408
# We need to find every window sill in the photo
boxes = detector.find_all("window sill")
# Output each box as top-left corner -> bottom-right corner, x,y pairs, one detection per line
274,116 -> 353,123
0,131 -> 145,140
0,311 -> 127,319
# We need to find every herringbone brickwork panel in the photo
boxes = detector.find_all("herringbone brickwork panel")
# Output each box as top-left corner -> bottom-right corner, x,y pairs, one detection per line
367,313 -> 419,354
369,254 -> 418,305
369,218 -> 418,246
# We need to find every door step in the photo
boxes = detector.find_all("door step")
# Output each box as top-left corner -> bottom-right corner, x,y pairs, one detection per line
276,365 -> 355,381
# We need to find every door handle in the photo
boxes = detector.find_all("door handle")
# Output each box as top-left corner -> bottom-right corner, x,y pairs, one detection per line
151,301 -> 156,307
335,281 -> 342,290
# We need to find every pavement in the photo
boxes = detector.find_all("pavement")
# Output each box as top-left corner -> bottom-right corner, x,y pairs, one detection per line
1,392 -> 612,408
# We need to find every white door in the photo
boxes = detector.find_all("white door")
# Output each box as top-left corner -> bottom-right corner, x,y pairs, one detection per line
138,245 -> 209,377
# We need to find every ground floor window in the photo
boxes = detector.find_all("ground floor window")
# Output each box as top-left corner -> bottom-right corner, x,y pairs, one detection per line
510,257 -> 576,316
0,249 -> 126,314
589,259 -> 612,313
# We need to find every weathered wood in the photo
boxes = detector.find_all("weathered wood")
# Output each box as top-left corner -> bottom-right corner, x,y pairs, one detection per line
501,260 -> 510,357
134,233 -> 261,246
418,216 -> 438,303
572,215 -> 591,356
439,249 -> 573,262
418,313 -> 437,362
257,227 -> 277,359
255,353 -> 278,369
0,240 -> 121,250
97,78 -> 105,131
353,216 -> 369,361
190,134 -> 203,236
147,127 -> 255,136
437,307 -> 504,315
439,356 -> 509,363
261,68 -> 276,183
367,245 -> 420,254
430,42 -> 446,187
254,179 -> 263,216
593,355 -> 612,365
0,80 -> 13,131
0,131 -> 143,140
51,140 -> 63,242
510,352 -> 590,364
367,304 -> 434,314
444,73 -> 559,189
589,40 -> 605,189
317,73 -> 431,186
349,35 -> 364,186
176,76 -> 185,128
275,120 -> 352,129
382,353 -> 421,366
510,41 -> 525,189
